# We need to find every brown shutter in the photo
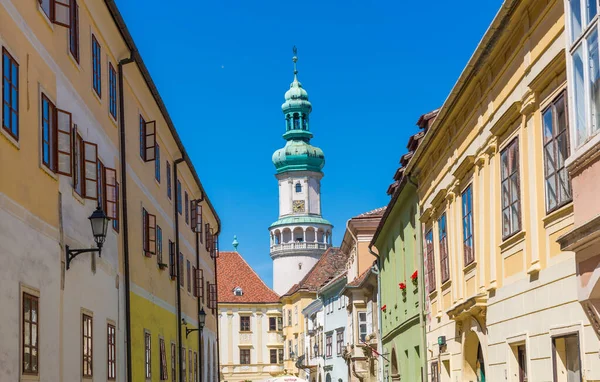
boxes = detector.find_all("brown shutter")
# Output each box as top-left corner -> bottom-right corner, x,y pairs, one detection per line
209,283 -> 217,311
146,213 -> 156,257
211,234 -> 219,259
144,121 -> 156,162
197,205 -> 203,236
192,266 -> 197,297
205,223 -> 211,251
190,200 -> 197,231
169,241 -> 176,280
56,109 -> 72,176
105,167 -> 118,219
197,269 -> 204,303
53,0 -> 71,27
83,141 -> 98,199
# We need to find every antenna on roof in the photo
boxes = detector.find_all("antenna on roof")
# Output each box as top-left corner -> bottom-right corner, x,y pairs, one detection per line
292,46 -> 298,77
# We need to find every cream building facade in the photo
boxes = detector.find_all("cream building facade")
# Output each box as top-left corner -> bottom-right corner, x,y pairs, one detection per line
406,0 -> 600,381
217,250 -> 284,381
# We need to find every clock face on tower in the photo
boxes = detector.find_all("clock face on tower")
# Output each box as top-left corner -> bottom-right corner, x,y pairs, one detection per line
293,200 -> 305,213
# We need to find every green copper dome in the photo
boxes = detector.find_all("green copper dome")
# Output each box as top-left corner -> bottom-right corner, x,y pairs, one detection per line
272,49 -> 325,175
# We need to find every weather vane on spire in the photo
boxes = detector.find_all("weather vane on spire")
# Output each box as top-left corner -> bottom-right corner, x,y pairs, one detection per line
292,45 -> 298,75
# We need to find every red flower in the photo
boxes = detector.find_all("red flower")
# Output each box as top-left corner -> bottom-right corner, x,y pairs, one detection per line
411,270 -> 418,280
399,282 -> 406,290
381,305 -> 387,311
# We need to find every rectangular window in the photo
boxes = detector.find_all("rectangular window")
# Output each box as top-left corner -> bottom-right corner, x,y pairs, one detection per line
179,253 -> 184,287
517,345 -> 528,382
462,185 -> 475,265
185,191 -> 189,224
159,338 -> 167,380
240,316 -> 251,332
186,259 -> 191,293
196,268 -> 205,303
107,323 -> 116,380
191,200 -> 203,233
188,349 -> 192,382
155,143 -> 161,182
326,334 -> 333,358
209,283 -> 217,312
169,241 -> 176,280
113,182 -> 120,232
82,314 -> 93,377
109,63 -> 117,119
105,167 -> 119,226
139,115 -> 146,159
288,310 -> 292,326
143,208 -> 157,257
171,342 -> 176,382
157,225 -> 163,266
39,0 -> 71,26
438,213 -> 450,283
358,312 -> 367,343
145,331 -> 151,379
139,116 -> 156,162
69,0 -> 79,61
166,161 -> 172,199
336,330 -> 344,355
501,138 -> 521,239
552,334 -> 582,382
543,93 -> 572,212
22,293 -> 39,375
73,131 -> 83,195
192,266 -> 197,297
41,94 -> 56,170
97,161 -> 105,210
3,48 -> 19,139
182,347 -> 186,382
193,352 -> 198,382
288,340 -> 293,358
277,317 -> 283,331
270,349 -> 278,364
177,180 -> 182,214
92,35 -> 101,97
425,229 -> 436,293
269,317 -> 277,331
294,306 -> 298,326
431,361 -> 439,382
278,348 -> 283,364
240,349 -> 251,365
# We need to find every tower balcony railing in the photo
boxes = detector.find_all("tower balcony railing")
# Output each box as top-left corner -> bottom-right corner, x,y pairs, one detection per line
270,242 -> 330,253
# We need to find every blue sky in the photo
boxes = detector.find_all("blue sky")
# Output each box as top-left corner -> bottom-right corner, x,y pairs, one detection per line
115,0 -> 502,288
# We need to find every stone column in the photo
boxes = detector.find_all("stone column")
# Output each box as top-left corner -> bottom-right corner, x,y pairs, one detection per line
257,311 -> 264,364
476,156 -> 486,293
227,312 -> 234,365
487,141 -> 498,291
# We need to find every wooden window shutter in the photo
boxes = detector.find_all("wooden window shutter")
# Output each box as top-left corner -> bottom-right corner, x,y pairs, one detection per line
146,212 -> 156,257
105,167 -> 118,220
205,223 -> 211,251
169,241 -> 176,280
53,0 -> 71,27
190,200 -> 197,231
56,109 -> 72,175
211,234 -> 219,259
192,266 -> 197,297
196,269 -> 204,303
83,141 -> 98,199
209,283 -> 217,311
144,121 -> 156,162
197,205 -> 203,236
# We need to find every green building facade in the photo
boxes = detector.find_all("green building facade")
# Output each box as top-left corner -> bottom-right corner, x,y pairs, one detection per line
372,178 -> 425,382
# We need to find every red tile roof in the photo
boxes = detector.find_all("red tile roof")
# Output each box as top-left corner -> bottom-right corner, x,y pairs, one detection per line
282,247 -> 349,297
354,207 -> 386,219
217,251 -> 279,303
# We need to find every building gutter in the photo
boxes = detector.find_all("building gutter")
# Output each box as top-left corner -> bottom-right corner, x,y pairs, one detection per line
367,245 -> 385,382
174,157 -> 185,382
194,193 -> 204,381
117,54 -> 135,382
213,233 -> 221,381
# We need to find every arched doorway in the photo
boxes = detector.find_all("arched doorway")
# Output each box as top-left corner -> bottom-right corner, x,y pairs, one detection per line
463,330 -> 486,382
391,348 -> 400,381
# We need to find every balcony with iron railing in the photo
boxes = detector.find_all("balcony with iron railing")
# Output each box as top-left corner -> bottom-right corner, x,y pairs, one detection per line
270,241 -> 330,253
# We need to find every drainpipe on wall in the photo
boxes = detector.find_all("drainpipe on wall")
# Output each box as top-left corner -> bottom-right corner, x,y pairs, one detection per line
117,53 -> 135,382
174,157 -> 185,382
406,173 -> 428,382
194,192 -> 204,380
367,245 -> 384,382
213,232 -> 221,381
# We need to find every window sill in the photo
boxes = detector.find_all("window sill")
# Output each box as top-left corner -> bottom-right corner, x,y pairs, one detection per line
566,130 -> 600,175
109,112 -> 118,128
1,128 -> 20,149
158,263 -> 169,270
500,230 -> 526,252
20,373 -> 40,382
37,4 -> 54,31
428,289 -> 438,299
67,50 -> 81,72
239,331 -> 253,334
40,163 -> 58,181
72,188 -> 85,205
463,261 -> 477,273
441,279 -> 451,290
92,88 -> 102,105
543,203 -> 573,228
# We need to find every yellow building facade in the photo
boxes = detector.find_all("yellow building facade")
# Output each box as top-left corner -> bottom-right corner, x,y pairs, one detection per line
408,0 -> 600,381
0,0 -> 220,381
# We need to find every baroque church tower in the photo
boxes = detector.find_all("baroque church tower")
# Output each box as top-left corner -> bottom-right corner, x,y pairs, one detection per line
269,48 -> 333,296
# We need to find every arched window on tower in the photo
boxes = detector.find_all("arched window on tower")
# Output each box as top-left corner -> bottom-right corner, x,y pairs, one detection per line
295,182 -> 302,193
286,115 -> 291,131
302,114 -> 308,130
293,113 -> 300,129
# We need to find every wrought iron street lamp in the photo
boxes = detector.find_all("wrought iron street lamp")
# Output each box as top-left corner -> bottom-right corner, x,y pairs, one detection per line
184,308 -> 207,338
65,205 -> 111,270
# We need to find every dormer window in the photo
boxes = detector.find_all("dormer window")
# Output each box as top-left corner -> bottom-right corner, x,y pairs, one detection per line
295,182 -> 302,193
233,287 -> 243,296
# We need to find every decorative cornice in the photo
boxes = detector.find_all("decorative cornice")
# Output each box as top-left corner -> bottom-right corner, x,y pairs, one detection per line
490,101 -> 522,137
452,155 -> 475,180
520,88 -> 537,117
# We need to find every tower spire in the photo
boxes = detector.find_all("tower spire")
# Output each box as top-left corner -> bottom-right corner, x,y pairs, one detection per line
292,46 -> 298,78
